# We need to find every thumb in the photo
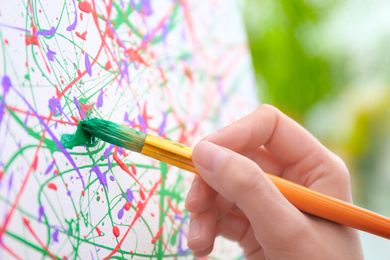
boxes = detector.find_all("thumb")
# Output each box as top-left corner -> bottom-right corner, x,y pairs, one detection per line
192,141 -> 308,244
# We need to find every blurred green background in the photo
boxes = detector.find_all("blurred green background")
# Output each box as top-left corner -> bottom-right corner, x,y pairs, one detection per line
241,0 -> 390,257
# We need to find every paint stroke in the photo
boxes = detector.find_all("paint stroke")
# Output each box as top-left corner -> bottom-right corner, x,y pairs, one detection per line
85,53 -> 92,76
67,0 -> 78,31
35,26 -> 56,37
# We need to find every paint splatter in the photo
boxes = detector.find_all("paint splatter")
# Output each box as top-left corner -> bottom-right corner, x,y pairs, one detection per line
35,26 -> 56,37
85,53 -> 92,76
96,88 -> 104,108
112,226 -> 120,237
0,0 -> 258,259
67,0 -> 78,31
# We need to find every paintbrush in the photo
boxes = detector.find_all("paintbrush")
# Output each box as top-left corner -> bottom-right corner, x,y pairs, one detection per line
81,118 -> 390,239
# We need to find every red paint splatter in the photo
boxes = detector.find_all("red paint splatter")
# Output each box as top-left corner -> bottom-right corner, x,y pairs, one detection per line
103,178 -> 162,260
125,48 -> 148,66
104,61 -> 112,70
158,67 -> 167,85
70,115 -> 79,123
106,27 -> 114,39
23,217 -> 57,259
75,31 -> 88,41
112,226 -> 120,237
80,12 -> 83,21
151,226 -> 164,244
78,0 -> 92,13
183,65 -> 194,83
31,155 -> 38,171
167,197 -> 183,215
139,187 -> 145,200
4,39 -> 9,44
130,163 -> 137,175
124,202 -> 132,211
80,103 -> 93,116
47,182 -> 57,191
96,226 -> 102,236
151,213 -> 155,217
25,34 -> 39,46
81,190 -> 85,196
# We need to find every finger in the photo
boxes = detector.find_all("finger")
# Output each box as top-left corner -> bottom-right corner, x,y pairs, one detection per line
215,211 -> 262,257
187,196 -> 236,251
185,175 -> 217,213
209,104 -> 327,166
243,146 -> 286,177
187,211 -> 217,252
192,141 -> 310,245
193,244 -> 214,258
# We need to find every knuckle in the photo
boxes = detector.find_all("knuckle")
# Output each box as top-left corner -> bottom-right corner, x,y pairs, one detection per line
275,216 -> 311,244
227,160 -> 264,201
326,152 -> 351,185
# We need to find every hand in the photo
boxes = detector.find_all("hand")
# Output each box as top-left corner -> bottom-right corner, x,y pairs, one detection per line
185,105 -> 364,259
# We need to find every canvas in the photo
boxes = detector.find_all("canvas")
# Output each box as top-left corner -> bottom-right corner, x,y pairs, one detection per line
0,0 -> 258,259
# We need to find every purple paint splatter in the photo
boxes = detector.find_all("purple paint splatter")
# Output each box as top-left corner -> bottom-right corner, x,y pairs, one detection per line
0,22 -> 31,33
115,61 -> 129,93
73,96 -> 86,119
48,98 -> 63,116
52,229 -> 59,242
66,0 -> 78,31
44,160 -> 56,175
158,112 -> 167,136
35,26 -> 56,37
96,88 -> 103,108
0,76 -> 11,126
23,111 -> 30,127
140,0 -> 153,16
103,144 -> 115,159
12,86 -> 86,188
124,111 -> 135,126
38,205 -> 44,222
90,164 -> 108,189
85,53 -> 92,76
137,114 -> 147,132
107,157 -> 112,171
117,206 -> 124,219
46,45 -> 56,62
126,188 -> 133,202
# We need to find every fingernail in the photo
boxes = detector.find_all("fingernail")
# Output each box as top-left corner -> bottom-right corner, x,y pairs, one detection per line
185,180 -> 200,205
188,219 -> 201,242
194,141 -> 228,172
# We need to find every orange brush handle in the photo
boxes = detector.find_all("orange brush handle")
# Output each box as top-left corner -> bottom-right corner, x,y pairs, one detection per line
266,174 -> 390,239
141,135 -> 390,239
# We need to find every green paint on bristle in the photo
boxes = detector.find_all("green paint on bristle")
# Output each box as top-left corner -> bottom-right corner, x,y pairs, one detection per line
61,122 -> 98,149
81,118 -> 147,153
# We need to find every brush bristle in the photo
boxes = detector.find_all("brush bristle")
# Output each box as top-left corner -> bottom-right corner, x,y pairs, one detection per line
81,118 -> 147,153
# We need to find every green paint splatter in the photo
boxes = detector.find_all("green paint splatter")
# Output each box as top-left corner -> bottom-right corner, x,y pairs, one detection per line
81,118 -> 147,153
60,121 -> 98,149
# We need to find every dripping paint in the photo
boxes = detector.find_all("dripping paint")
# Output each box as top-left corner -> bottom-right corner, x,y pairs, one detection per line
0,0 -> 258,259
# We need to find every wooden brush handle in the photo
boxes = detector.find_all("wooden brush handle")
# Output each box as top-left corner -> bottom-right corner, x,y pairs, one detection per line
141,135 -> 390,239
